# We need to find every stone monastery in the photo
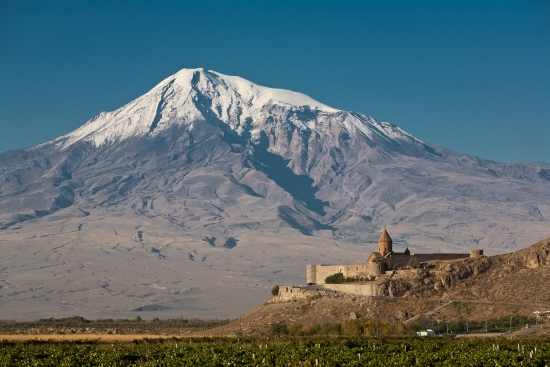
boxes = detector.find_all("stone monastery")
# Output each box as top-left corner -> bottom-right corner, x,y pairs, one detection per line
307,229 -> 483,285
273,229 -> 484,301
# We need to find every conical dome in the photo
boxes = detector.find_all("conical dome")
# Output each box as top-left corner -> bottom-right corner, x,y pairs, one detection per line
379,228 -> 392,243
378,228 -> 393,255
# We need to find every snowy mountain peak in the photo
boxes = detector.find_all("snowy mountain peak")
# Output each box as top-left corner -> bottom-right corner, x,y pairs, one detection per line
49,68 -> 418,150
165,68 -> 336,111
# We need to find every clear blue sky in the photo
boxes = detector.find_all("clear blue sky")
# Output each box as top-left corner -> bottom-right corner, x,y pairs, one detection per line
1,0 -> 549,163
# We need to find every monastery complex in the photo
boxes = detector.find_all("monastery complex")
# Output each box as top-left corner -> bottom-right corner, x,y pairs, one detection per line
307,229 -> 483,285
274,229 -> 483,301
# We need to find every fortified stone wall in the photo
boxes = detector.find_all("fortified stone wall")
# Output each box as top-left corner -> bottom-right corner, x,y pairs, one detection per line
470,250 -> 484,258
271,285 -> 328,302
306,265 -> 316,284
307,263 -> 382,285
322,283 -> 379,296
271,284 -> 380,302
305,241 -> 483,285
367,262 -> 384,276
387,253 -> 471,269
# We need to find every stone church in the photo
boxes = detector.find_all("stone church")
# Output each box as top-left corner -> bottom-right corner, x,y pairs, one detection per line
306,229 -> 483,285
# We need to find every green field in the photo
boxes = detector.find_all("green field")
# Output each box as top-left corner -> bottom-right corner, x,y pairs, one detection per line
1,336 -> 550,366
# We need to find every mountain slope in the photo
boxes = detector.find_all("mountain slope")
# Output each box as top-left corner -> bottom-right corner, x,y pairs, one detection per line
0,68 -> 549,319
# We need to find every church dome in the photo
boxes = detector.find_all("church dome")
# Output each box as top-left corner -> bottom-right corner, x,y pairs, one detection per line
378,228 -> 393,255
378,228 -> 392,243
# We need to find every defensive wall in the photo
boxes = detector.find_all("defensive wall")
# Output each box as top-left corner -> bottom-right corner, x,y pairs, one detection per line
292,230 -> 485,300
386,250 -> 483,269
307,251 -> 484,285
386,253 -> 470,269
322,283 -> 378,296
271,285 -> 328,302
307,262 -> 384,285
272,284 -> 379,302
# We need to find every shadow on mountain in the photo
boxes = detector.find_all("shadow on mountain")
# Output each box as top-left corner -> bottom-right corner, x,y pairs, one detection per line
540,169 -> 550,182
190,71 -> 243,144
203,236 -> 238,249
203,236 -> 217,246
223,237 -> 238,249
278,205 -> 335,236
422,143 -> 443,157
249,135 -> 329,215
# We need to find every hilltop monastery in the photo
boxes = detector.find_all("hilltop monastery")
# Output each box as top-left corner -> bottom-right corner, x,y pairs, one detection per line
273,229 -> 484,301
306,229 -> 483,285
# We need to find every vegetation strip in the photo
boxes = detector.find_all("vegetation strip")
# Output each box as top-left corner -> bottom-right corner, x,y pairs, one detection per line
2,337 -> 550,366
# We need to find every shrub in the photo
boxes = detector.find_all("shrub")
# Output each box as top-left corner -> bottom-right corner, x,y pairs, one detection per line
271,285 -> 279,296
385,260 -> 396,270
325,272 -> 345,284
289,324 -> 303,336
408,257 -> 420,268
270,322 -> 289,335
341,320 -> 362,336
307,325 -> 322,335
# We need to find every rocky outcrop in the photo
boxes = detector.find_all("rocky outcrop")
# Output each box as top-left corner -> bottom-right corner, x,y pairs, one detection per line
374,237 -> 550,303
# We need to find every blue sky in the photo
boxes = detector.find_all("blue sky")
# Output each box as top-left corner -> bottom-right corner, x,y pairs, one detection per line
1,0 -> 549,163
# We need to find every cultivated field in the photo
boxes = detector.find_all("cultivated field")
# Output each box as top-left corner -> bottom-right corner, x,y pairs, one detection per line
0,334 -> 165,343
1,336 -> 550,366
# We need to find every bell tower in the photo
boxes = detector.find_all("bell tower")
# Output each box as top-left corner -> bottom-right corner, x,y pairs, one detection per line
378,228 -> 393,256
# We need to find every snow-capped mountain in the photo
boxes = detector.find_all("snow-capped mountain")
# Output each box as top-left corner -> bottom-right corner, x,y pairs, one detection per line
51,68 -> 416,150
0,68 -> 549,320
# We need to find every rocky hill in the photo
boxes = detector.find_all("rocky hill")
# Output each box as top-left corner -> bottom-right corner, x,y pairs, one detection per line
200,295 -> 541,336
204,238 -> 550,335
375,237 -> 550,304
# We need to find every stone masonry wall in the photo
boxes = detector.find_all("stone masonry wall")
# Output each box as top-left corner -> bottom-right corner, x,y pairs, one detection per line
387,253 -> 470,269
307,263 -> 378,285
322,283 -> 379,296
271,284 -> 380,302
271,285 -> 328,302
306,250 -> 481,285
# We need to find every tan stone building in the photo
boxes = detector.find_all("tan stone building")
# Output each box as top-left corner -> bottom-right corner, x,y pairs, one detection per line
306,229 -> 482,285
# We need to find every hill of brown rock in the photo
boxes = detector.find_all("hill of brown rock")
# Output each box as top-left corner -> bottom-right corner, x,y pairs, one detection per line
381,237 -> 550,304
201,237 -> 550,335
